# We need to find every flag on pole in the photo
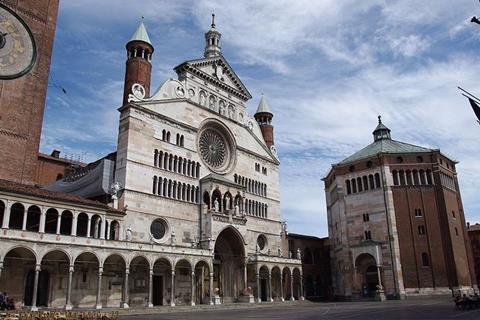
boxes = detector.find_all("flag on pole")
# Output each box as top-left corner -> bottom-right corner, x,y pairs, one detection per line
468,98 -> 480,124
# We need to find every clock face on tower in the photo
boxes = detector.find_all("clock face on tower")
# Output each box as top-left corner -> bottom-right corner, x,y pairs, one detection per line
0,3 -> 37,79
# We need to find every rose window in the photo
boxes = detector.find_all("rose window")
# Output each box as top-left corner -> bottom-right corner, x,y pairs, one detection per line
199,129 -> 227,168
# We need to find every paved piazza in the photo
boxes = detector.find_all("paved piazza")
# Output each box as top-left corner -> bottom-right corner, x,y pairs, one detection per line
120,298 -> 479,320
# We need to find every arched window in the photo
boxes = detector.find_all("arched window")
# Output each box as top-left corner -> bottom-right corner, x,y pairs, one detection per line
374,173 -> 381,189
351,179 -> 357,193
180,135 -> 184,147
176,133 -> 180,145
357,177 -> 363,192
153,176 -> 157,194
76,212 -> 89,237
368,174 -> 374,189
363,176 -> 369,191
56,173 -> 63,181
60,210 -> 73,235
9,203 -> 24,230
90,215 -> 102,238
163,152 -> 168,170
154,149 -> 158,167
0,200 -> 4,228
26,205 -> 41,232
162,130 -> 166,141
45,208 -> 59,234
406,170 -> 412,185
203,191 -> 211,209
168,154 -> 173,171
166,131 -> 171,142
426,170 -> 433,185
419,170 -> 426,185
346,180 -> 351,194
110,220 -> 120,240
413,170 -> 419,185
392,170 -> 399,186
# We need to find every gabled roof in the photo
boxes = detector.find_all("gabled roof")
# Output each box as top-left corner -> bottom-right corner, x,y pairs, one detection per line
129,21 -> 152,46
338,138 -> 433,165
174,55 -> 252,101
200,173 -> 241,189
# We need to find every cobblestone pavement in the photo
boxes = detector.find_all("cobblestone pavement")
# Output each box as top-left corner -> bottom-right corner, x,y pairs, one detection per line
119,298 -> 480,320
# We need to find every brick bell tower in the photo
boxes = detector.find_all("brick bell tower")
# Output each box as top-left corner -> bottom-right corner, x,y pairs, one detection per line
254,95 -> 275,149
122,19 -> 154,105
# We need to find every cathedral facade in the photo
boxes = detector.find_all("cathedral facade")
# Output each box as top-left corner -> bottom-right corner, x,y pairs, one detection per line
0,13 -> 303,311
324,118 -> 477,300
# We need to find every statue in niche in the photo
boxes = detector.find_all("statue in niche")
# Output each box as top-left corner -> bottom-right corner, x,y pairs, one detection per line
225,195 -> 230,212
278,248 -> 283,257
200,91 -> 206,106
214,198 -> 219,212
234,203 -> 239,216
297,248 -> 302,260
209,96 -> 216,110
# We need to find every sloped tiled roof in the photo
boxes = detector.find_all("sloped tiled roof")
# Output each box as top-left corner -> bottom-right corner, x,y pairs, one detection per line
0,179 -> 124,214
339,139 -> 433,165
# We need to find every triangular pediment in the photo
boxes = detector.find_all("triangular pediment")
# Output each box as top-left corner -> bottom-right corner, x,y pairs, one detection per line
174,55 -> 252,101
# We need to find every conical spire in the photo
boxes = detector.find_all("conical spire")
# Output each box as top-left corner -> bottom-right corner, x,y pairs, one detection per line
256,95 -> 272,115
204,13 -> 221,58
372,115 -> 391,141
129,18 -> 152,46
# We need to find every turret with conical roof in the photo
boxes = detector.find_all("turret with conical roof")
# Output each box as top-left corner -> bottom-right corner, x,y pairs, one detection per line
254,95 -> 275,149
372,115 -> 391,141
204,14 -> 222,58
123,18 -> 155,105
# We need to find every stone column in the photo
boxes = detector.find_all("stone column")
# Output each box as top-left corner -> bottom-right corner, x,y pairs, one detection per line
290,273 -> 294,301
105,220 -> 111,240
148,269 -> 153,308
256,272 -> 261,303
39,209 -> 46,233
0,262 -> 3,279
95,267 -> 103,309
268,271 -> 273,302
191,271 -> 196,306
100,216 -> 106,240
31,264 -> 41,311
71,213 -> 77,236
170,270 -> 176,306
22,208 -> 27,231
65,265 -> 74,310
280,273 -> 284,302
87,216 -> 92,238
244,261 -> 248,292
56,212 -> 62,234
209,272 -> 214,305
122,268 -> 129,308
2,202 -> 11,229
300,273 -> 305,300
375,265 -> 386,301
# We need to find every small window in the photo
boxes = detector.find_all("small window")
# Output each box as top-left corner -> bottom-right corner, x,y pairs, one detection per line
421,253 -> 430,267
257,234 -> 267,251
417,156 -> 423,163
363,213 -> 370,222
397,156 -> 403,163
364,230 -> 372,240
415,209 -> 423,217
349,165 -> 355,172
452,210 -> 456,218
455,227 -> 459,236
366,161 -> 373,168
418,225 -> 426,235
150,218 -> 167,240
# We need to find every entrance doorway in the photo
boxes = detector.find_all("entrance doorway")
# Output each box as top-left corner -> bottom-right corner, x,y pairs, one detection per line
213,227 -> 245,302
355,253 -> 379,298
260,279 -> 268,301
152,275 -> 163,306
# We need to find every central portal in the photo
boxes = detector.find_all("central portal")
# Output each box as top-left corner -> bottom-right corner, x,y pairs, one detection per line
213,227 -> 245,303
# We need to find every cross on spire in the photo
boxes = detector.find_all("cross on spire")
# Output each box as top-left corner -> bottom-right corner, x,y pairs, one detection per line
211,13 -> 216,28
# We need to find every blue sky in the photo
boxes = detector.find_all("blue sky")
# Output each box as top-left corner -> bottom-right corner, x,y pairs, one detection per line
42,1 -> 480,237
